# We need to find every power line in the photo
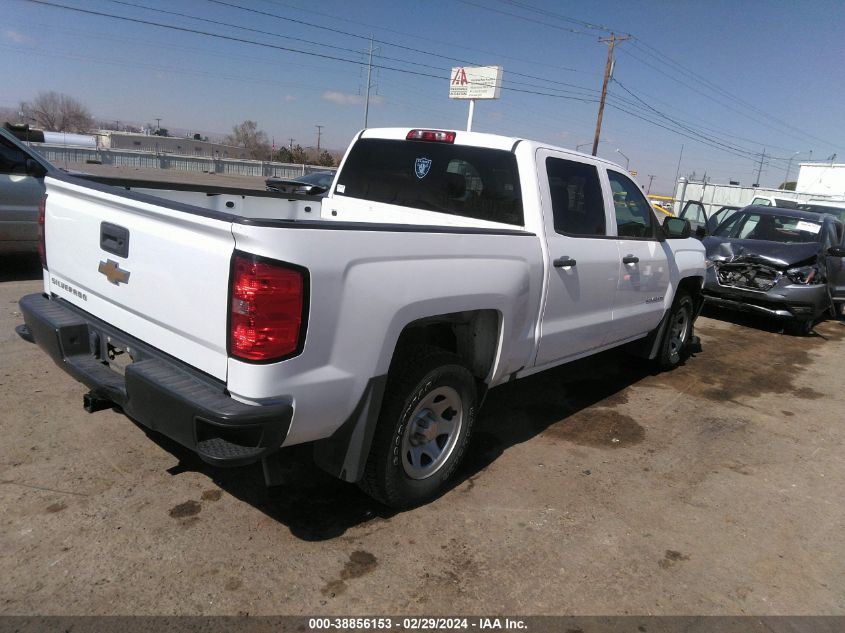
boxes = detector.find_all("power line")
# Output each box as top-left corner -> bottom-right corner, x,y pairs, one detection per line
622,40 -> 836,152
628,39 -> 832,149
455,0 -> 597,36
23,0 -> 599,105
495,0 -> 620,35
207,0 -> 598,95
261,0 -> 587,75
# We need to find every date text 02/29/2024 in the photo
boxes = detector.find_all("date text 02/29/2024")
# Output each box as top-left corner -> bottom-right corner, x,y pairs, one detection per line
307,617 -> 527,630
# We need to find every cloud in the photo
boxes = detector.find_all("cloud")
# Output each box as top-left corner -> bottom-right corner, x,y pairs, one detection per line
323,91 -> 363,105
323,91 -> 384,106
283,95 -> 297,102
3,30 -> 30,44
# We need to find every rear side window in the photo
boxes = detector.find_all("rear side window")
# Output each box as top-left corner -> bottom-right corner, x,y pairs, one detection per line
545,157 -> 606,236
335,139 -> 524,225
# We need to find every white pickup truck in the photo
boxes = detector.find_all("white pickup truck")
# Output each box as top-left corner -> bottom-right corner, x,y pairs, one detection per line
18,127 -> 705,507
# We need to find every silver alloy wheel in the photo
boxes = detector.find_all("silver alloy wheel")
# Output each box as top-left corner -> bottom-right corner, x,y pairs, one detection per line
667,302 -> 691,364
401,386 -> 463,480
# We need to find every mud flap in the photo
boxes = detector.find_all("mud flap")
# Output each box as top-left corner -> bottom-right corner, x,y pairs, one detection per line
312,375 -> 387,483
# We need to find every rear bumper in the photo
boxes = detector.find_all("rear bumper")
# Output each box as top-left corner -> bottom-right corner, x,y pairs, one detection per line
18,293 -> 293,467
703,269 -> 828,321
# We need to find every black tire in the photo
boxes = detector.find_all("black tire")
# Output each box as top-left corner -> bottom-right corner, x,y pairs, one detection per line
656,291 -> 694,370
786,318 -> 814,336
359,345 -> 477,509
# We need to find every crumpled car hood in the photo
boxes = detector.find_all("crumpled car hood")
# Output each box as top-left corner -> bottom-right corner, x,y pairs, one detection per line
703,237 -> 820,269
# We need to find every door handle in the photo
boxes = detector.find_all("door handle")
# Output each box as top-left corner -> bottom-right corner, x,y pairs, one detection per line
100,222 -> 130,258
622,255 -> 639,264
553,257 -> 577,268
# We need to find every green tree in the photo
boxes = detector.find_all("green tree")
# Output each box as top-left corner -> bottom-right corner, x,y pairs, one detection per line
273,147 -> 292,163
317,150 -> 335,167
289,144 -> 307,164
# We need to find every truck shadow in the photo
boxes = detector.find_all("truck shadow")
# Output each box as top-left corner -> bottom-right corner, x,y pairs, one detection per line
0,253 -> 42,282
141,348 -> 665,542
456,348 -> 654,488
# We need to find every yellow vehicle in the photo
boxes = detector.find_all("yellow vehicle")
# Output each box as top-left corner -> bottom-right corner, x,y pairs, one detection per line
648,194 -> 675,217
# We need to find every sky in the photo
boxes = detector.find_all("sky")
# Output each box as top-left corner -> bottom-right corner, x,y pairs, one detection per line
3,0 -> 844,196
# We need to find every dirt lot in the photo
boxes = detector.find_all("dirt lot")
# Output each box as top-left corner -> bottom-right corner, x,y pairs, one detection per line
1,253 -> 844,616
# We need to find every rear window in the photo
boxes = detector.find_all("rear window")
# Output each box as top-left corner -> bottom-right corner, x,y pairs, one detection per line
335,138 -> 524,225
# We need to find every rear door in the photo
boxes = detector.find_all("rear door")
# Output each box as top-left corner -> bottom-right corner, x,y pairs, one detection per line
825,220 -> 845,304
535,151 -> 619,365
605,169 -> 671,343
44,176 -> 236,380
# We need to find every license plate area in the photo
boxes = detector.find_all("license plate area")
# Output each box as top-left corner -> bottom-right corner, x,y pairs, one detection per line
103,336 -> 135,376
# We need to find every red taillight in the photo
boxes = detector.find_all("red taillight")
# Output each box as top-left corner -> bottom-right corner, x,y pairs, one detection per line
37,195 -> 47,269
229,254 -> 307,362
406,129 -> 456,143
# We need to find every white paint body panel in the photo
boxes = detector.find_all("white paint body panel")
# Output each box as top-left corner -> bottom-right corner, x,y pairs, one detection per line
42,127 -> 705,449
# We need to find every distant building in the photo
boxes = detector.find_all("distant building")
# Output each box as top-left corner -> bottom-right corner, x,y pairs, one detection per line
97,130 -> 247,159
796,162 -> 845,199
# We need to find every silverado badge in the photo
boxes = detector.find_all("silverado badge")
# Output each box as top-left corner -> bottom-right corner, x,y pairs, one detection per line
98,259 -> 131,285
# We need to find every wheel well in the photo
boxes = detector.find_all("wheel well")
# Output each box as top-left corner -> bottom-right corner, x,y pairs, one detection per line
393,310 -> 500,384
677,275 -> 704,310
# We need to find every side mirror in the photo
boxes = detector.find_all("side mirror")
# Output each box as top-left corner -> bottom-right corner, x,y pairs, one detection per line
25,158 -> 46,179
663,216 -> 691,239
827,246 -> 845,257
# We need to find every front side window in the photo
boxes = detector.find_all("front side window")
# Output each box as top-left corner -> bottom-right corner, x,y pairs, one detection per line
545,157 -> 606,236
681,201 -> 706,225
335,139 -> 523,225
607,170 -> 657,239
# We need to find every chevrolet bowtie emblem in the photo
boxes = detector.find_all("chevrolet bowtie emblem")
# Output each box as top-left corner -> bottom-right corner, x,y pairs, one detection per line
98,259 -> 131,285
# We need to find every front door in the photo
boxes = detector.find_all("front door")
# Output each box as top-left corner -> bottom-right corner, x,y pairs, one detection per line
605,169 -> 671,343
535,151 -> 620,366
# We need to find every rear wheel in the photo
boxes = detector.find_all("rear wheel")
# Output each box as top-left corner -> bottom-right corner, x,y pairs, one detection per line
359,345 -> 477,508
656,291 -> 694,370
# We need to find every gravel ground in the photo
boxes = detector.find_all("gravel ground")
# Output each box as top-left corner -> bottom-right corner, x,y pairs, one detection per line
1,253 -> 843,616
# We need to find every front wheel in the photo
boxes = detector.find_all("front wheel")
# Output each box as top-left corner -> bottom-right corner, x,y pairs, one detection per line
359,346 -> 477,509
656,291 -> 694,370
786,318 -> 814,336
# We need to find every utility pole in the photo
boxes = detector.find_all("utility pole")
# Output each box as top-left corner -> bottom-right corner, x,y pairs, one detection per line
315,125 -> 323,153
364,35 -> 375,128
754,148 -> 766,187
647,175 -> 656,194
673,144 -> 684,188
592,33 -> 629,156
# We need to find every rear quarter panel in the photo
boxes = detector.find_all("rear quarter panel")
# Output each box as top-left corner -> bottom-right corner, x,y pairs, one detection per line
228,224 -> 544,445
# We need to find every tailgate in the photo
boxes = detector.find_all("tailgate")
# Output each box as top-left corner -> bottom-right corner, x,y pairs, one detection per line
43,176 -> 235,380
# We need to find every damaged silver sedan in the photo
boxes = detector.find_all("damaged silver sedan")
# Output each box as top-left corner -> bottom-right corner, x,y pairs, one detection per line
702,206 -> 845,335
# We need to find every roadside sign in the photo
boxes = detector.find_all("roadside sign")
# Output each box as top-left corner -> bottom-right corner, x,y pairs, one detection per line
449,66 -> 503,100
